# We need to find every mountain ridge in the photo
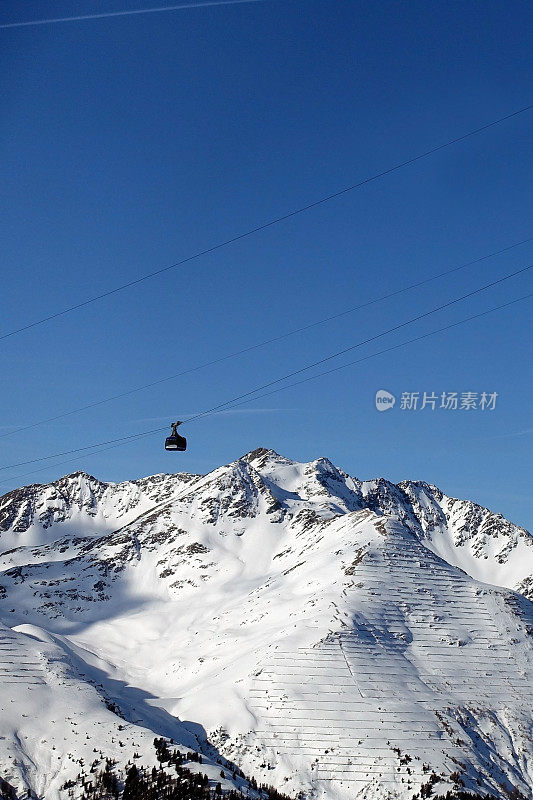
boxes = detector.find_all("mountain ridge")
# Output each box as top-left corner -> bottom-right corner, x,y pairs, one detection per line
0,449 -> 532,800
1,448 -> 530,598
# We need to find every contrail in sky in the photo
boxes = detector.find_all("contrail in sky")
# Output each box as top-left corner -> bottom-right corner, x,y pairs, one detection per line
0,0 -> 267,29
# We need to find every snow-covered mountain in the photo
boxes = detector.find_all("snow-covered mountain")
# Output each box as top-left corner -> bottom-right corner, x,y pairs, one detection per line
0,448 -> 532,800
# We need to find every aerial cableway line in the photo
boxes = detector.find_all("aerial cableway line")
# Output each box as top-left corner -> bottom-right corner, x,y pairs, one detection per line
0,290 -> 531,487
1,232 -> 532,441
1,103 -> 532,343
1,261 -> 532,473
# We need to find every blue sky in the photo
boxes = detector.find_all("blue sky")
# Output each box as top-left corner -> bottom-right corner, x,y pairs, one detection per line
1,0 -> 532,530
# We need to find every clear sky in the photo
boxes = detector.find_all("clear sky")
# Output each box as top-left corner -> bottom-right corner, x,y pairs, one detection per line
1,0 -> 532,530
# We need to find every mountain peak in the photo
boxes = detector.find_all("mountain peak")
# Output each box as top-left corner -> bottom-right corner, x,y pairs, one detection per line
60,469 -> 106,484
240,446 -> 288,466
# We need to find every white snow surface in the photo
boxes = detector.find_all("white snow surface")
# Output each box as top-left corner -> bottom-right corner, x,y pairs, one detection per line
0,448 -> 532,800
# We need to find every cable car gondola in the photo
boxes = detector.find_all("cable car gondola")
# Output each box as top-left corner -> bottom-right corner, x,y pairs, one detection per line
165,421 -> 187,452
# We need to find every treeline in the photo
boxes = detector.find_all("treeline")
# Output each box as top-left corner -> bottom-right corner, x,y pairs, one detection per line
60,738 -> 294,800
38,737 -> 533,800
0,779 -> 17,800
412,771 -> 529,800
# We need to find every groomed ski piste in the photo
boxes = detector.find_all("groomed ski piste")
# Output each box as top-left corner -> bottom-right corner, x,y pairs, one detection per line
0,448 -> 532,800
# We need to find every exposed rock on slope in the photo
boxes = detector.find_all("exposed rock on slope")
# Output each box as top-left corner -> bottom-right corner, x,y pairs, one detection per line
0,449 -> 531,800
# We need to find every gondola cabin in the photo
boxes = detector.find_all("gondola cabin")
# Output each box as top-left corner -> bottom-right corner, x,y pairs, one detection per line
165,433 -> 187,451
165,421 -> 187,452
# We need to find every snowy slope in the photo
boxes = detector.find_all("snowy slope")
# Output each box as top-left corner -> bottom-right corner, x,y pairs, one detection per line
0,619 -> 249,800
0,448 -> 532,800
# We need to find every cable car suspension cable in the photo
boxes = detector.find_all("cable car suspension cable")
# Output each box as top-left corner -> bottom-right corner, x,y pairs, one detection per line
0,261 -> 531,472
0,289 -> 531,489
1,103 -> 532,343
2,232 -> 532,441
